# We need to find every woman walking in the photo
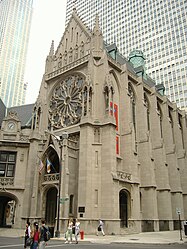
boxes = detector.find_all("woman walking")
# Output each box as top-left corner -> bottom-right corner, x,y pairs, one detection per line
30,222 -> 40,249
74,219 -> 80,244
65,218 -> 73,244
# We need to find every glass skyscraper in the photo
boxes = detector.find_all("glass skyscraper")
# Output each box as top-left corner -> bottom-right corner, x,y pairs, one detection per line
65,0 -> 187,110
0,0 -> 33,107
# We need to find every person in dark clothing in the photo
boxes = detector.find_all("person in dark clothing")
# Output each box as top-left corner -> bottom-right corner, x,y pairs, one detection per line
24,221 -> 31,248
39,220 -> 48,249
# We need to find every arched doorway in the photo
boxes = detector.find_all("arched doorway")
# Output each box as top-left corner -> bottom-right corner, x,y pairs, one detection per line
0,194 -> 17,227
45,187 -> 57,227
119,189 -> 129,228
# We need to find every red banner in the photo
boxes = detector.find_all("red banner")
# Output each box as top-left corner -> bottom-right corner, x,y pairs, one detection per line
114,103 -> 118,131
116,136 -> 119,154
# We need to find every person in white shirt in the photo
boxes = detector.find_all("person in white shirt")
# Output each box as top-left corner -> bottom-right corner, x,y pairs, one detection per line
65,218 -> 73,244
96,219 -> 105,236
74,219 -> 80,244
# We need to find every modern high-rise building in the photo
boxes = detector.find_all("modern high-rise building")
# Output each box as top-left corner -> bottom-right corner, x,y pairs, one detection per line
0,0 -> 33,107
65,0 -> 187,110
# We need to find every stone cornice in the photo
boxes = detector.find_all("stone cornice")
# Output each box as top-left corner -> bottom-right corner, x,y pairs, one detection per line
45,54 -> 90,81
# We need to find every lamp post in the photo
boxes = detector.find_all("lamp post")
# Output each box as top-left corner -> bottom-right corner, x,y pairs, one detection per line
45,130 -> 68,238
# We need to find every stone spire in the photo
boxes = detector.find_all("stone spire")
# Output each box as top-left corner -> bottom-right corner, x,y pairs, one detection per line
93,14 -> 102,37
91,14 -> 104,56
45,40 -> 54,73
49,40 -> 54,56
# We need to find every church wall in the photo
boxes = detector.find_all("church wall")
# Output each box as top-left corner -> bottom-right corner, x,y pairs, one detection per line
133,81 -> 158,231
172,109 -> 186,220
148,94 -> 172,229
1,10 -> 187,235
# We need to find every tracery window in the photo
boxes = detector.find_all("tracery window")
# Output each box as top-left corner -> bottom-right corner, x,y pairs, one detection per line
64,51 -> 67,65
49,75 -> 84,129
128,83 -> 137,151
104,86 -> 109,113
89,87 -> 93,114
83,86 -> 88,116
157,102 -> 163,138
74,45 -> 78,60
178,114 -> 184,149
128,83 -> 136,132
168,107 -> 175,144
144,93 -> 150,131
80,41 -> 84,57
69,48 -> 73,63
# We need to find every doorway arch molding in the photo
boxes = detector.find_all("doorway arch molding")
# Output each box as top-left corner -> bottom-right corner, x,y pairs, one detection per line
119,188 -> 131,228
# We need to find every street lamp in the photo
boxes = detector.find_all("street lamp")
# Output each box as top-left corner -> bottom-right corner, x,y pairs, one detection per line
45,130 -> 68,238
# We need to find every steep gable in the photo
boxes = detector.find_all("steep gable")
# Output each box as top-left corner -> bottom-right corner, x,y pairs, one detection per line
45,9 -> 92,75
0,99 -> 6,126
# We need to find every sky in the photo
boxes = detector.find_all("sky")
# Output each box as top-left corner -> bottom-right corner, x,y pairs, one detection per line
25,0 -> 67,104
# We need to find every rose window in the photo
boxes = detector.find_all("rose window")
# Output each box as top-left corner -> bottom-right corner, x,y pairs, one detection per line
49,75 -> 84,128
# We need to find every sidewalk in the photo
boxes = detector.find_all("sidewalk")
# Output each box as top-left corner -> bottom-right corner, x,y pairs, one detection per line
0,228 -> 186,244
81,231 -> 187,244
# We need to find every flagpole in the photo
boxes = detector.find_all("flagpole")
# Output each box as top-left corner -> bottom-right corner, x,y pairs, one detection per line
55,140 -> 63,238
45,130 -> 68,238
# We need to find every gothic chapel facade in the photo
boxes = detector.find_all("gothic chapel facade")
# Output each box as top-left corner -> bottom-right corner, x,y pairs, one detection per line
0,10 -> 187,234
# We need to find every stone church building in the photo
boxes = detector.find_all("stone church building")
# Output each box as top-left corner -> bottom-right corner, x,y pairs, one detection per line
0,10 -> 187,235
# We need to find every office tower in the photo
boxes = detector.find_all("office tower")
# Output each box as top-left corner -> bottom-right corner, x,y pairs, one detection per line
0,0 -> 33,107
65,0 -> 187,110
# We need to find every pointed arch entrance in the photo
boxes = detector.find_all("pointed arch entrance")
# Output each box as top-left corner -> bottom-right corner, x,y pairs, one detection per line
119,189 -> 130,228
0,192 -> 17,227
45,187 -> 57,226
41,144 -> 60,228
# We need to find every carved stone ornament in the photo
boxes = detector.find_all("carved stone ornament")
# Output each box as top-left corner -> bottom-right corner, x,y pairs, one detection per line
49,75 -> 84,129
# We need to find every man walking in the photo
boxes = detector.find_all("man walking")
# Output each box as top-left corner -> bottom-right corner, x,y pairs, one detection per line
96,219 -> 105,236
39,220 -> 48,249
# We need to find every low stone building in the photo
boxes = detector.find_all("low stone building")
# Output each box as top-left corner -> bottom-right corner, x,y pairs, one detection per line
0,10 -> 187,235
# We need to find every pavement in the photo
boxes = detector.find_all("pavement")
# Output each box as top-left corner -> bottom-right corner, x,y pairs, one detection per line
0,228 -> 187,244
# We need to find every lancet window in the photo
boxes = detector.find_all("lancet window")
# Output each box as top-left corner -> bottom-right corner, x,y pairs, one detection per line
178,114 -> 184,149
144,93 -> 150,131
103,85 -> 114,115
128,83 -> 137,151
128,83 -> 136,133
157,102 -> 163,138
32,105 -> 41,130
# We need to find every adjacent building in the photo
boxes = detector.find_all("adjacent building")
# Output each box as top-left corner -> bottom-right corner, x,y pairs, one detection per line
0,0 -> 33,107
66,0 -> 187,110
0,10 -> 187,235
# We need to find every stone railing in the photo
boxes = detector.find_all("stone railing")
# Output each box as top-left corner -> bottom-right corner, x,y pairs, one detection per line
46,54 -> 90,81
43,173 -> 59,183
0,177 -> 14,186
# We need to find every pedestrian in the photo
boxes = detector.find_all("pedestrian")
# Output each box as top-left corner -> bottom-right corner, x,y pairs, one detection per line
74,218 -> 80,244
24,221 -> 31,248
39,220 -> 48,249
65,218 -> 73,244
30,222 -> 40,249
96,219 -> 105,236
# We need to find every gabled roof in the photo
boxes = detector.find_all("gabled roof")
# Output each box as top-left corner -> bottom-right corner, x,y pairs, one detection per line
0,99 -> 6,125
8,103 -> 34,127
55,8 -> 92,56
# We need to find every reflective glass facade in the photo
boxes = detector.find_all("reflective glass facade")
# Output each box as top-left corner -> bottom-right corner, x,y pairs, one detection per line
66,0 -> 187,110
0,0 -> 33,107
